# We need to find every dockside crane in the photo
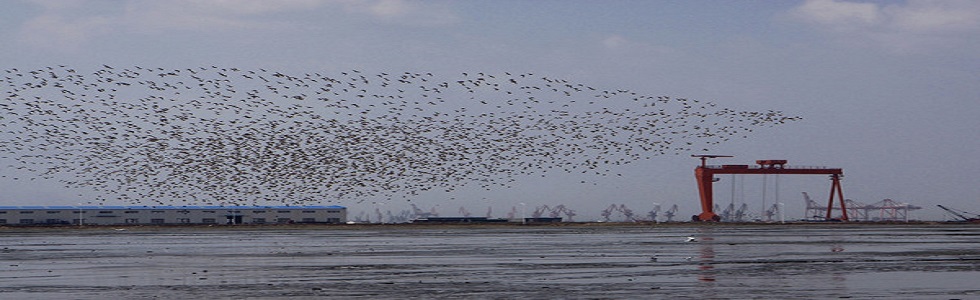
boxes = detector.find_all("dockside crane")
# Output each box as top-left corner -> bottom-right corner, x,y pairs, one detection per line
647,204 -> 661,222
733,203 -> 748,222
693,155 -> 846,221
664,204 -> 678,222
937,205 -> 980,223
551,204 -> 576,222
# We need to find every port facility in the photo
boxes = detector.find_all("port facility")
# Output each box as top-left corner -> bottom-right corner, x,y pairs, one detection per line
0,205 -> 347,226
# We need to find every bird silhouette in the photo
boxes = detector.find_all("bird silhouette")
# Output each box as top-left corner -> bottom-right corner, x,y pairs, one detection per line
0,65 -> 801,206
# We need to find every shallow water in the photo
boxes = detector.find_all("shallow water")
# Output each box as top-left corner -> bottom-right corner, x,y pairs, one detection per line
1,224 -> 977,299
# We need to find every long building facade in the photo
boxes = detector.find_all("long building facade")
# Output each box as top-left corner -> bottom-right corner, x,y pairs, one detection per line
0,205 -> 347,226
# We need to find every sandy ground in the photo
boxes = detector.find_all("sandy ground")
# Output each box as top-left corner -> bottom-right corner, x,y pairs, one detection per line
1,223 -> 978,299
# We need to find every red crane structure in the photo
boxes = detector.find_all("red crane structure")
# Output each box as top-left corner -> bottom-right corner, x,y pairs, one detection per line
693,155 -> 847,222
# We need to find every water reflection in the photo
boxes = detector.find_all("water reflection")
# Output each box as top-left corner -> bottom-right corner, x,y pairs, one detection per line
0,225 -> 977,299
696,233 -> 716,283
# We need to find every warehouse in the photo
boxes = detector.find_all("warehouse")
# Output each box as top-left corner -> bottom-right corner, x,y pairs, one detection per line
0,205 -> 346,226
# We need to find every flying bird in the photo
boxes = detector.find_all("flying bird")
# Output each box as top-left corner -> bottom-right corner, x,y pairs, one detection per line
0,65 -> 801,206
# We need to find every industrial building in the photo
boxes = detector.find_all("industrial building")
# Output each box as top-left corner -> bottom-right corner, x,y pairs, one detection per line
0,205 -> 347,226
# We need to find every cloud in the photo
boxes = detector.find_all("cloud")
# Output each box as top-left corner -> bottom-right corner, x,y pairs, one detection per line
601,35 -> 630,50
132,0 -> 459,29
118,0 -> 341,33
16,2 -> 114,51
187,0 -> 326,15
14,0 -> 459,52
336,0 -> 460,26
788,0 -> 980,53
886,0 -> 980,32
792,0 -> 880,28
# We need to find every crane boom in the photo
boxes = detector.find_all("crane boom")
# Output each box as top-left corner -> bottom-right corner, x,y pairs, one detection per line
936,205 -> 978,221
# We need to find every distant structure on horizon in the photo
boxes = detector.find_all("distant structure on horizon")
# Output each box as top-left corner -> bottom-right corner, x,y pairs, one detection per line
803,192 -> 922,221
0,205 -> 347,226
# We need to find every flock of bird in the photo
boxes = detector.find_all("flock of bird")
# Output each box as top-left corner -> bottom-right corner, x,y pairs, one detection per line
0,65 -> 799,206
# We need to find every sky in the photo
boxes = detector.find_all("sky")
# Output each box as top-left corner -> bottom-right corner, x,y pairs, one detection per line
1,0 -> 979,221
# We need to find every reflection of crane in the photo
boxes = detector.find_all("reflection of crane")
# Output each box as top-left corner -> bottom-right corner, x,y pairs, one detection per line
937,205 -> 980,223
664,204 -> 678,222
458,206 -> 472,217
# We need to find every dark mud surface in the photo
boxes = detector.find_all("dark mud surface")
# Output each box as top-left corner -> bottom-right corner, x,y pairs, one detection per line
1,223 -> 978,299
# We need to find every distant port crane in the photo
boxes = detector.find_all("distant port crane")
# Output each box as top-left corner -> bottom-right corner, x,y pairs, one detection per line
805,192 -> 923,221
937,205 -> 980,223
647,204 -> 661,222
600,204 -> 637,222
531,205 -> 577,221
663,204 -> 678,222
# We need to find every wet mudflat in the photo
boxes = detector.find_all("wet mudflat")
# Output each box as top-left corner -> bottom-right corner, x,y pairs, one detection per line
1,223 -> 978,299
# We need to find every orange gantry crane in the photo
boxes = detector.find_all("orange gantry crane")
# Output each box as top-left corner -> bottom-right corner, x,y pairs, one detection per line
693,155 -> 847,222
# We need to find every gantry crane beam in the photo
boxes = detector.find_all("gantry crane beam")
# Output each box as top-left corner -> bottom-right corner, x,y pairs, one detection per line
693,156 -> 847,222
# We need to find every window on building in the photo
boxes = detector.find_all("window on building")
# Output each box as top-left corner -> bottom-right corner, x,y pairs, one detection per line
302,218 -> 316,223
125,218 -> 139,224
302,210 -> 316,213
19,219 -> 34,224
47,211 -> 60,214
151,210 -> 165,213
151,219 -> 165,224
277,218 -> 292,223
277,210 -> 291,213
46,219 -> 62,224
125,211 -> 139,214
20,211 -> 34,214
202,218 -> 216,224
0,211 -> 7,214
178,218 -> 191,223
98,211 -> 113,214
0,219 -> 6,224
252,210 -> 266,213
252,218 -> 266,224
202,210 -> 216,213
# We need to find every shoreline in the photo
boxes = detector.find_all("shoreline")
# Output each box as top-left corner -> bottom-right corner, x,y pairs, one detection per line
0,220 -> 971,232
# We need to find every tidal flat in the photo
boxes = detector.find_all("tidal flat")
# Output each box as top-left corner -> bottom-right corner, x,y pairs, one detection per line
1,223 -> 977,299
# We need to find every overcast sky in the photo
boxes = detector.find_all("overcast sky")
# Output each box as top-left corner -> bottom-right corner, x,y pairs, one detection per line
2,0 -> 979,221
